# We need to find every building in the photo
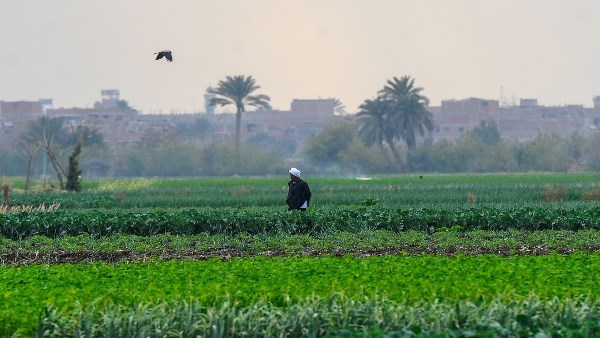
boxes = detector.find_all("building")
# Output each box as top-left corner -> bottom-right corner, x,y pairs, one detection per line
0,89 -> 343,153
429,97 -> 600,142
0,100 -> 45,148
4,88 -> 600,154
45,89 -> 141,146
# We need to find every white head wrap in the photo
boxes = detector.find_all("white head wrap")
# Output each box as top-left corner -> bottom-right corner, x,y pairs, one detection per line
289,167 -> 301,177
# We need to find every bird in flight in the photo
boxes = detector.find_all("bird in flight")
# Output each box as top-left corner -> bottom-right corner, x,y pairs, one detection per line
155,50 -> 173,62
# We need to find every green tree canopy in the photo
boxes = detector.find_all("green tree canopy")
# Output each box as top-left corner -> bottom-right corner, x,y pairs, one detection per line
379,76 -> 433,152
304,121 -> 358,168
356,76 -> 433,166
356,96 -> 403,163
473,119 -> 501,145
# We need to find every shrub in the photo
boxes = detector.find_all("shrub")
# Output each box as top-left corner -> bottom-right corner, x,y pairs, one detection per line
582,189 -> 600,201
542,184 -> 566,202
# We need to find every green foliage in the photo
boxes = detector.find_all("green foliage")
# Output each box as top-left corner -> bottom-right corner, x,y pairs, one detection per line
304,121 -> 358,166
473,119 -> 501,145
584,133 -> 600,171
379,76 -> 433,151
524,133 -> 565,171
3,255 -> 600,335
356,129 -> 600,173
65,140 -> 82,192
22,295 -> 600,338
5,172 -> 600,210
357,76 -> 433,158
1,205 -> 599,240
339,139 -> 397,174
2,174 -> 600,335
175,117 -> 213,140
5,229 -> 600,256
359,197 -> 380,206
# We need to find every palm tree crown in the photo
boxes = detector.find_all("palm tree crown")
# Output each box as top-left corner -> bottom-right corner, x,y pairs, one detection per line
331,98 -> 348,115
379,76 -> 433,151
209,75 -> 271,145
356,76 -> 434,163
356,97 -> 401,161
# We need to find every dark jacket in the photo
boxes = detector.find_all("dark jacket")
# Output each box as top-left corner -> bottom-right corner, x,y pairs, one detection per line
286,179 -> 311,210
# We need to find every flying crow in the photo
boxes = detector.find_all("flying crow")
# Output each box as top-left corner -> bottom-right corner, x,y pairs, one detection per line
155,50 -> 173,62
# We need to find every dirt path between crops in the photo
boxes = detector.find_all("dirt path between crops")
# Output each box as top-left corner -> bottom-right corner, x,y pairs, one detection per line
2,245 -> 600,266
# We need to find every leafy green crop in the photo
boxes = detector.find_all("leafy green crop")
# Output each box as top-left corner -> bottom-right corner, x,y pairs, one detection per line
7,173 -> 600,209
2,254 -> 600,334
24,295 -> 600,338
1,206 -> 599,240
2,229 -> 600,257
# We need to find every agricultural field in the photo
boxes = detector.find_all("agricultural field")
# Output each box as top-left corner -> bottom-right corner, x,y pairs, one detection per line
1,173 -> 600,337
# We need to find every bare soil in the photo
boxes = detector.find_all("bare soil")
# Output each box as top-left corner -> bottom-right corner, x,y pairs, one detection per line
2,245 -> 600,266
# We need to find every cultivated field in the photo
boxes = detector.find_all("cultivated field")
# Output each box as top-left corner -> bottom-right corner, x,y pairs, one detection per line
1,173 -> 600,337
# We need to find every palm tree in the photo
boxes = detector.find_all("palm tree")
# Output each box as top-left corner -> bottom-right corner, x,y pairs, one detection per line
209,75 -> 271,146
331,98 -> 347,115
356,97 -> 402,162
379,76 -> 434,151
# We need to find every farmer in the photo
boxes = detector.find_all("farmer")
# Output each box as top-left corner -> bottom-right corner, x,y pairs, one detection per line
286,167 -> 311,211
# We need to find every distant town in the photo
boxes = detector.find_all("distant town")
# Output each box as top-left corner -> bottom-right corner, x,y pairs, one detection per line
2,88 -> 600,152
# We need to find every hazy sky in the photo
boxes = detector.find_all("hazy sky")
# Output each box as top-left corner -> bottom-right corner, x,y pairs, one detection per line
1,0 -> 599,114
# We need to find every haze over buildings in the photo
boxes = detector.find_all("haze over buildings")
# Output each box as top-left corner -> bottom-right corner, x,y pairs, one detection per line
2,88 -> 600,154
1,1 -> 600,115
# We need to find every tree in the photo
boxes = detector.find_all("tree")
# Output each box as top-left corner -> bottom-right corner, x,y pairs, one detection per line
140,129 -> 177,149
331,98 -> 347,115
209,75 -> 271,147
473,119 -> 501,145
379,76 -> 434,152
65,138 -> 82,192
522,133 -> 563,171
69,125 -> 104,147
584,132 -> 600,171
339,139 -> 396,174
562,131 -> 585,164
175,118 -> 212,140
356,76 -> 433,167
512,142 -> 527,172
304,121 -> 358,169
22,118 -> 104,189
426,139 -> 466,172
25,117 -> 68,189
356,97 -> 402,163
14,136 -> 40,191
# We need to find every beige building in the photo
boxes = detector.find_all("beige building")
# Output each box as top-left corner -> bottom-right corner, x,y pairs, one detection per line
0,90 -> 343,152
3,88 -> 600,154
429,97 -> 600,142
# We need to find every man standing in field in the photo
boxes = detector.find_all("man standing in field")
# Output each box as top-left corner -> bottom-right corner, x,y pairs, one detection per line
286,167 -> 311,211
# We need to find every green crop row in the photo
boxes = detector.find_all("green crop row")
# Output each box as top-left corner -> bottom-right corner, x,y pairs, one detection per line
2,229 -> 600,257
21,295 -> 600,337
2,254 -> 600,335
1,206 -> 599,240
6,173 -> 600,209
